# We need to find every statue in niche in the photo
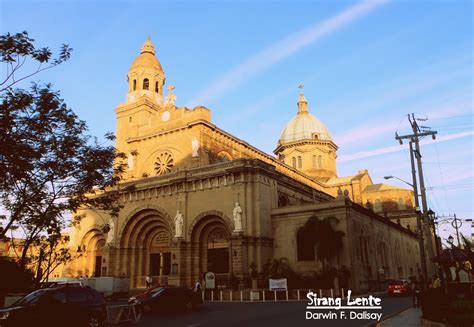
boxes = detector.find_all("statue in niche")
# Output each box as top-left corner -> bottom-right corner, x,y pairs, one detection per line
192,137 -> 199,157
174,210 -> 184,238
106,218 -> 115,245
233,202 -> 243,233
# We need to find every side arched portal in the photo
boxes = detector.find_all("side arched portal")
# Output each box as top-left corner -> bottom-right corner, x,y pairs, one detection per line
190,213 -> 233,286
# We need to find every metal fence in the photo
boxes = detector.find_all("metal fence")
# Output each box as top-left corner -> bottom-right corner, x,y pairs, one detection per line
202,288 -> 349,302
106,304 -> 141,325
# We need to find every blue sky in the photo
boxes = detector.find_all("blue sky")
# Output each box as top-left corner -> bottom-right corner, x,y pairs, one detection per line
2,0 -> 472,243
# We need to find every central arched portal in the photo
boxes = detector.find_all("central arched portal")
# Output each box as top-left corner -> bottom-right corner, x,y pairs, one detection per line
190,214 -> 232,286
119,208 -> 173,288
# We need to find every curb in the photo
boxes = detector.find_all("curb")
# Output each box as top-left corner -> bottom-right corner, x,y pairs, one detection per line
368,306 -> 412,327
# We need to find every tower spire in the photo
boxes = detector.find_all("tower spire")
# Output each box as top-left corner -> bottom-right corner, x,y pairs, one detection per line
297,83 -> 308,114
141,35 -> 156,55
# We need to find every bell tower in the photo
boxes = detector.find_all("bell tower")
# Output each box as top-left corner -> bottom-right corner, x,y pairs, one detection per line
126,36 -> 166,105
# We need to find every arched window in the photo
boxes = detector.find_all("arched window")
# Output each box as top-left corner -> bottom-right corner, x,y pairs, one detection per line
397,198 -> 406,210
297,228 -> 315,261
318,155 -> 323,168
297,156 -> 302,168
155,81 -> 159,93
143,78 -> 149,90
133,79 -> 137,91
292,157 -> 296,168
374,199 -> 382,212
312,155 -> 317,168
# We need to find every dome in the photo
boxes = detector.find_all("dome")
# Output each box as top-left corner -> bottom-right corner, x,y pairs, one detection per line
278,89 -> 332,144
279,112 -> 333,143
129,36 -> 164,73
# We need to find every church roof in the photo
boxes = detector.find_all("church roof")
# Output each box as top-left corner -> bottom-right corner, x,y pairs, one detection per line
278,87 -> 333,144
129,36 -> 164,73
363,183 -> 409,192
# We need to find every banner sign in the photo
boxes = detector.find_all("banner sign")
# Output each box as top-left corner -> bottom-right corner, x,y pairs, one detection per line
269,278 -> 287,291
205,272 -> 215,289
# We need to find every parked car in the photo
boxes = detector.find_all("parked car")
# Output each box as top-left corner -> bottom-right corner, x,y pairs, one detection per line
128,286 -> 202,312
0,286 -> 107,327
387,279 -> 410,295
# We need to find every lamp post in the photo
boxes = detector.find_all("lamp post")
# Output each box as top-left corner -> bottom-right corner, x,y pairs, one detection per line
427,209 -> 445,291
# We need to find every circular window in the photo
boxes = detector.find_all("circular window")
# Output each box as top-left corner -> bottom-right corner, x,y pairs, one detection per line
154,151 -> 174,175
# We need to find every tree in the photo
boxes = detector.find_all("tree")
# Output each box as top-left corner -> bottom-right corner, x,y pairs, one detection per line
263,257 -> 293,279
0,32 -> 126,268
301,215 -> 345,270
0,31 -> 71,91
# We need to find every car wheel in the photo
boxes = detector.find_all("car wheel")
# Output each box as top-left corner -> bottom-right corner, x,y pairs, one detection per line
185,301 -> 193,310
88,317 -> 100,327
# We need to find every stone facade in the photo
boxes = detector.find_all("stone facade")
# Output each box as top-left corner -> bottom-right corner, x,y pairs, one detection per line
64,37 -> 428,291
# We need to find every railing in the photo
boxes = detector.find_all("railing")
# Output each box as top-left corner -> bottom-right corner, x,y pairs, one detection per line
106,304 -> 141,325
202,288 -> 349,302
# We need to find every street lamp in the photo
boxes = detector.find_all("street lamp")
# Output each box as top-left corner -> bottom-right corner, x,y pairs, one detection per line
384,175 -> 414,188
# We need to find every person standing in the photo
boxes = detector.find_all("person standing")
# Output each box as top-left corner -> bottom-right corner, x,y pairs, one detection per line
413,283 -> 421,308
145,275 -> 152,289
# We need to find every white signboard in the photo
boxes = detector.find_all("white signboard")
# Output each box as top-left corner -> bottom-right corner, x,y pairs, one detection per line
269,278 -> 287,291
205,272 -> 216,289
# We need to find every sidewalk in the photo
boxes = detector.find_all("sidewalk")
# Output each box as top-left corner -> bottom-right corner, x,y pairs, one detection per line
377,308 -> 422,326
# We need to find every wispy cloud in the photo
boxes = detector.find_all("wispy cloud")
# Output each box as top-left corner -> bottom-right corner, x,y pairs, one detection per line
188,0 -> 389,106
339,131 -> 474,162
334,99 -> 472,146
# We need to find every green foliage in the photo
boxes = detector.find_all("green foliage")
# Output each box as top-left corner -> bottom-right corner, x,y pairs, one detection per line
263,257 -> 294,279
0,257 -> 35,294
0,32 -> 126,267
0,31 -> 72,91
301,215 -> 345,268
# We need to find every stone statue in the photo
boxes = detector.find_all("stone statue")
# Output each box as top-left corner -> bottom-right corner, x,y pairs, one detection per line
174,210 -> 184,238
233,202 -> 243,232
166,84 -> 176,106
106,218 -> 115,245
191,137 -> 199,157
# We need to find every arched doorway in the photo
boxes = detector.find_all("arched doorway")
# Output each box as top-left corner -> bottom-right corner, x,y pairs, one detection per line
119,208 -> 173,287
79,229 -> 105,278
190,214 -> 232,287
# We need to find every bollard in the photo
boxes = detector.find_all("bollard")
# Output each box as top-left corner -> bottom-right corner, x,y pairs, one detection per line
297,289 -> 300,300
230,291 -> 233,302
342,288 -> 345,299
274,291 -> 277,301
211,290 -> 214,301
220,290 -> 222,301
331,289 -> 333,298
319,289 -> 322,297
286,290 -> 288,301
240,291 -> 243,302
262,291 -> 265,302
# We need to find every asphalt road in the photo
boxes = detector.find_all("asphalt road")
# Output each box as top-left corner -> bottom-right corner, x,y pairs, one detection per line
134,294 -> 412,327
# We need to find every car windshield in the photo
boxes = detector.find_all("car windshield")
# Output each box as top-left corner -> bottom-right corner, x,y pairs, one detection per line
151,288 -> 166,298
12,289 -> 48,306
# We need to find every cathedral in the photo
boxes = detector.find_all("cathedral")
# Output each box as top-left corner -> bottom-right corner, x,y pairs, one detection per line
66,37 -> 430,292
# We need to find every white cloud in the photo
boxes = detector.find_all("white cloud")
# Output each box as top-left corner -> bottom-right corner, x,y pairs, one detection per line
188,0 -> 389,106
339,130 -> 474,162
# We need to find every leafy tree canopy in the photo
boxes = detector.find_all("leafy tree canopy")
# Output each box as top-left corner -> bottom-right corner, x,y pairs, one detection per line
0,31 -> 126,268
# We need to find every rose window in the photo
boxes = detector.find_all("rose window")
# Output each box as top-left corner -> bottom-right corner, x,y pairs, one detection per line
154,151 -> 174,175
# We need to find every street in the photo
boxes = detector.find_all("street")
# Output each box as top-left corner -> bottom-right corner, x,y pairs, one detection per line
134,294 -> 412,327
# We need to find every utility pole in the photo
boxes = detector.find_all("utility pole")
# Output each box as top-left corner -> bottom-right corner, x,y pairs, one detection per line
395,113 -> 438,279
407,140 -> 427,278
